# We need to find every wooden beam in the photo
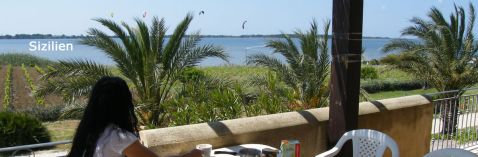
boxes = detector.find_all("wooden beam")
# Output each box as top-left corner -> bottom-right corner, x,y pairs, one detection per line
328,0 -> 364,156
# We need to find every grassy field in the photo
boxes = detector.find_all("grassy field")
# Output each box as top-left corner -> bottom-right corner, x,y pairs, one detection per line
368,84 -> 478,100
369,88 -> 436,100
200,65 -> 270,83
43,120 -> 79,150
201,65 -> 420,100
371,65 -> 412,81
201,65 -> 413,83
366,65 -> 436,100
0,53 -> 56,66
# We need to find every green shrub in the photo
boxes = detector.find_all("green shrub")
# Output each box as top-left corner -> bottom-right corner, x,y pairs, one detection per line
13,105 -> 64,122
361,66 -> 379,79
369,59 -> 380,65
361,79 -> 424,93
0,112 -> 51,148
252,91 -> 289,115
179,67 -> 206,83
248,72 -> 291,113
166,77 -> 243,126
379,54 -> 402,65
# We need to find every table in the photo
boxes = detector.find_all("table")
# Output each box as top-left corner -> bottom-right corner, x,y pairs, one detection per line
211,144 -> 278,157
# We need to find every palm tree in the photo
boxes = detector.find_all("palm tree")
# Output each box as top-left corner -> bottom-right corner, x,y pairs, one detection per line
382,3 -> 478,134
38,14 -> 228,127
247,20 -> 331,109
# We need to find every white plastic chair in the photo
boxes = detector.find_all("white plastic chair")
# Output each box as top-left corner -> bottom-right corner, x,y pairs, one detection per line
316,129 -> 399,157
424,148 -> 477,157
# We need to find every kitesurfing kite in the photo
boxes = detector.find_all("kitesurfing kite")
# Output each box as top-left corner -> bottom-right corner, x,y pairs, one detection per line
199,10 -> 205,15
143,11 -> 148,18
242,20 -> 247,30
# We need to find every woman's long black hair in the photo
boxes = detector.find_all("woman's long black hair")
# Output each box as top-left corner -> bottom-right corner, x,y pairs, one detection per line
68,76 -> 138,157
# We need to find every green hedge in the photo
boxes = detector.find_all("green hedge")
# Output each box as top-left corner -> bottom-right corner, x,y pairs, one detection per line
0,112 -> 51,148
12,105 -> 64,122
361,80 -> 425,93
361,66 -> 379,79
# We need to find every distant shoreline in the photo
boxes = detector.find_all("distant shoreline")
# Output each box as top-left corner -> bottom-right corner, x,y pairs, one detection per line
0,34 -> 393,39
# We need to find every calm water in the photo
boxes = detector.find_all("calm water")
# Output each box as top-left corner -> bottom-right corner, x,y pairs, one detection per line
0,38 -> 391,66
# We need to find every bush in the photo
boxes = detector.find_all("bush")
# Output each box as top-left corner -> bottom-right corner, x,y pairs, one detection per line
166,77 -> 243,126
379,54 -> 402,65
369,59 -> 380,65
12,105 -> 64,122
179,67 -> 206,83
361,66 -> 379,79
0,112 -> 51,148
361,80 -> 424,93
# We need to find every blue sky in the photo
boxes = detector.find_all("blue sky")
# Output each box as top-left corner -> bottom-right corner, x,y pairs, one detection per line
0,0 -> 476,38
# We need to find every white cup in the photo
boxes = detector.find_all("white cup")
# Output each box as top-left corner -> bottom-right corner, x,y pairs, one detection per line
196,144 -> 212,157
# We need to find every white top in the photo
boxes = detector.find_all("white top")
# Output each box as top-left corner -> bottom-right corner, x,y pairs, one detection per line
93,124 -> 138,157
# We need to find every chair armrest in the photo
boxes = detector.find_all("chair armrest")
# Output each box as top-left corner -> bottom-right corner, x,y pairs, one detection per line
315,147 -> 340,157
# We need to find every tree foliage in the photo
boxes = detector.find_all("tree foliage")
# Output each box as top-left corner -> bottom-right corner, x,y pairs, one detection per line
247,20 -> 331,109
38,14 -> 228,126
383,3 -> 478,134
383,3 -> 478,94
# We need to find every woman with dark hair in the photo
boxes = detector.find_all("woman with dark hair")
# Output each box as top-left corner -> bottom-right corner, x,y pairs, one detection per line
68,76 -> 201,157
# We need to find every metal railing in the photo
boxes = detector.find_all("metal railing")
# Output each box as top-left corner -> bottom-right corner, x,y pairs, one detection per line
0,140 -> 71,157
428,88 -> 478,151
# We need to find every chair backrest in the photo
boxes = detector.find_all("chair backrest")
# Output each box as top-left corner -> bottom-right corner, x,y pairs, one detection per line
424,148 -> 477,157
334,129 -> 399,157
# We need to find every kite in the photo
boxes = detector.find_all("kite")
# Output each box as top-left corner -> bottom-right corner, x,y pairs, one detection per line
143,11 -> 148,18
242,20 -> 247,30
199,11 -> 205,15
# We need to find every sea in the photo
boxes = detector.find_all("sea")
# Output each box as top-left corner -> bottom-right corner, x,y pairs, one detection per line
0,38 -> 392,66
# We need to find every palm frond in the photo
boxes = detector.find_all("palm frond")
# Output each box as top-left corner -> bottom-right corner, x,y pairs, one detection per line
38,60 -> 112,101
43,59 -> 112,79
384,3 -> 478,94
267,38 -> 300,69
44,14 -> 227,126
181,44 -> 228,68
163,13 -> 193,70
247,54 -> 298,88
150,17 -> 166,58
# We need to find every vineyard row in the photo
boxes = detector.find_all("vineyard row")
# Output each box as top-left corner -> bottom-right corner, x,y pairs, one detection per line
21,64 -> 45,105
3,65 -> 12,110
